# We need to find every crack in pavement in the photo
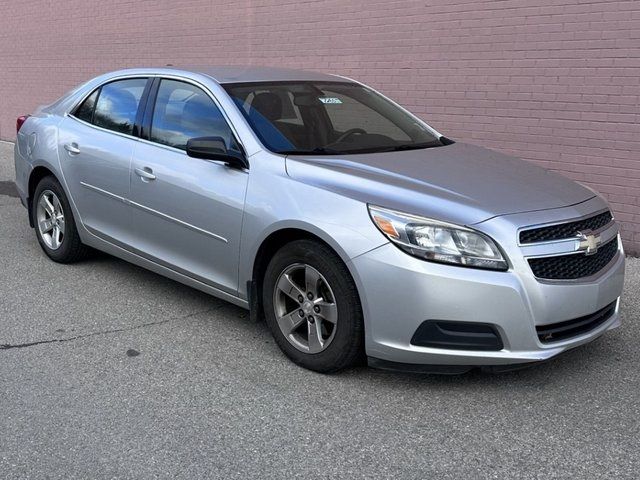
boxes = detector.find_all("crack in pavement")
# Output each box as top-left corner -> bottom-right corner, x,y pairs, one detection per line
0,305 -> 225,351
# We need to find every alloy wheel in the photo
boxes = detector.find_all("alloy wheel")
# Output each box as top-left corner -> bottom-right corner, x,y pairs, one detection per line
273,263 -> 338,353
36,189 -> 65,250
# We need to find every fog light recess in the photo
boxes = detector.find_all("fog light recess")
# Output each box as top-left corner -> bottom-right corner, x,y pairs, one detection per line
411,321 -> 503,351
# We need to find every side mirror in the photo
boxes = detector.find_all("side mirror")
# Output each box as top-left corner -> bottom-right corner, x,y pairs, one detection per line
186,136 -> 248,169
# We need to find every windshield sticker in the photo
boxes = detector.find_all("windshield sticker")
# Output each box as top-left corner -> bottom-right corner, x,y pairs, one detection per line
319,97 -> 342,104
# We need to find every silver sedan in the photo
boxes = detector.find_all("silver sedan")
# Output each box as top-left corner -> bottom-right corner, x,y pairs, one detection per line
14,66 -> 625,373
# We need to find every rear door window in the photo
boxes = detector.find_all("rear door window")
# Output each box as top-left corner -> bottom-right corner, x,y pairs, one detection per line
91,78 -> 147,135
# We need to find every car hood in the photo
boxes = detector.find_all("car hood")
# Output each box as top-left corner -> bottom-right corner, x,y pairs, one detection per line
285,142 -> 595,226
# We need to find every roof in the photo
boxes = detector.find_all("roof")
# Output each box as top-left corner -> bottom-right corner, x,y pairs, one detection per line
168,65 -> 347,84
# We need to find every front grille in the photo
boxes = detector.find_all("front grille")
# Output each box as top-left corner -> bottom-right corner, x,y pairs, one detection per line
528,237 -> 618,280
536,301 -> 616,343
519,211 -> 613,244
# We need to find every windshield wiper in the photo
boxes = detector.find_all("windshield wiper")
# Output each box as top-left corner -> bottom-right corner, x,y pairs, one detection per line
375,142 -> 443,153
277,147 -> 343,155
278,142 -> 444,156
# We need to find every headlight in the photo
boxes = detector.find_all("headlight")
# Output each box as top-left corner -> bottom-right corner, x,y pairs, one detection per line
368,205 -> 508,271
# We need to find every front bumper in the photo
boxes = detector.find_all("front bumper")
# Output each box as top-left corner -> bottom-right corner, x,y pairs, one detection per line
350,199 -> 625,370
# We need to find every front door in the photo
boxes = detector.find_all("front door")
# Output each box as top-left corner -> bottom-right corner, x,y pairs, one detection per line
129,78 -> 248,294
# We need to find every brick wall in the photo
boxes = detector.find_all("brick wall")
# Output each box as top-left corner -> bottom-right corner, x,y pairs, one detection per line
1,0 -> 638,254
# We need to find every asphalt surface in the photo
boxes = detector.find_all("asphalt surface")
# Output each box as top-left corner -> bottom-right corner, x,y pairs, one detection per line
0,140 -> 639,479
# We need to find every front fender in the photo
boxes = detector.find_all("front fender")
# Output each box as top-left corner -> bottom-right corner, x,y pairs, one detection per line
237,152 -> 388,298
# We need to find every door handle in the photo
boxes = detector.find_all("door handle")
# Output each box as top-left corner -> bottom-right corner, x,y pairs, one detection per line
135,167 -> 156,181
64,143 -> 80,155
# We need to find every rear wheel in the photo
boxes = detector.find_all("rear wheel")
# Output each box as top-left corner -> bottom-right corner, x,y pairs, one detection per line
32,176 -> 90,263
262,239 -> 364,373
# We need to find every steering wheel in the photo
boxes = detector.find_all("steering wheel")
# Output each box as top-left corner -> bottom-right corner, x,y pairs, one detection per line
330,128 -> 367,145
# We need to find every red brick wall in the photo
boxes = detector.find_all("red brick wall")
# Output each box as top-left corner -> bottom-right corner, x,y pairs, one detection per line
1,0 -> 638,254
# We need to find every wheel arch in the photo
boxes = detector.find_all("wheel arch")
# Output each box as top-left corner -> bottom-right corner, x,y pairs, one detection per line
27,166 -> 59,228
248,226 -> 362,323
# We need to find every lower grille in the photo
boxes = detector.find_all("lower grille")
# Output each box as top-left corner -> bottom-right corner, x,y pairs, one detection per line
536,301 -> 617,343
528,237 -> 618,280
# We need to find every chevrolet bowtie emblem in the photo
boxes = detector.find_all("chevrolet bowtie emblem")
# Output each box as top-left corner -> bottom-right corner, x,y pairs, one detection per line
577,231 -> 601,255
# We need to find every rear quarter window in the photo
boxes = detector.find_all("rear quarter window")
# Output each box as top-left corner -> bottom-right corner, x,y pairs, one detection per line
72,89 -> 99,123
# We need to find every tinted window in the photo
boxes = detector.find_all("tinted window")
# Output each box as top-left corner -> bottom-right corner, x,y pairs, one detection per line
150,79 -> 238,151
73,89 -> 99,123
93,78 -> 147,135
224,81 -> 443,155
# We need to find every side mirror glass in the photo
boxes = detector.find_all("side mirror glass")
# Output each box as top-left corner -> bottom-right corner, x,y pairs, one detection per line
186,136 -> 248,169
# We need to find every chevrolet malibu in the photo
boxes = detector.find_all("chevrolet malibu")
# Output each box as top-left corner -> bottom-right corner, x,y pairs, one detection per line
14,66 -> 625,373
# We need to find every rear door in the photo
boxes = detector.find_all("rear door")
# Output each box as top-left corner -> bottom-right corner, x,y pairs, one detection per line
58,77 -> 150,246
128,78 -> 249,294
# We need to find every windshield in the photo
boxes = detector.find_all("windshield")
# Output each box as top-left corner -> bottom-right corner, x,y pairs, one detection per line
223,81 -> 445,155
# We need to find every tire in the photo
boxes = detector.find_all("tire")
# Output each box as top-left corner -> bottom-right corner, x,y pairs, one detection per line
31,176 -> 90,263
262,239 -> 364,373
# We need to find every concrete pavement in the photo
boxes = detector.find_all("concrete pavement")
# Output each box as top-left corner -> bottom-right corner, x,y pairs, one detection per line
1,141 -> 639,479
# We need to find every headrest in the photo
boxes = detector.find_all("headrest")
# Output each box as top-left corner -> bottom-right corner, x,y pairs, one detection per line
250,92 -> 283,122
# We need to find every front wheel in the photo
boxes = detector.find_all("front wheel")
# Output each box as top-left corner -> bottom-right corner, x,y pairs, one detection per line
262,239 -> 364,373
